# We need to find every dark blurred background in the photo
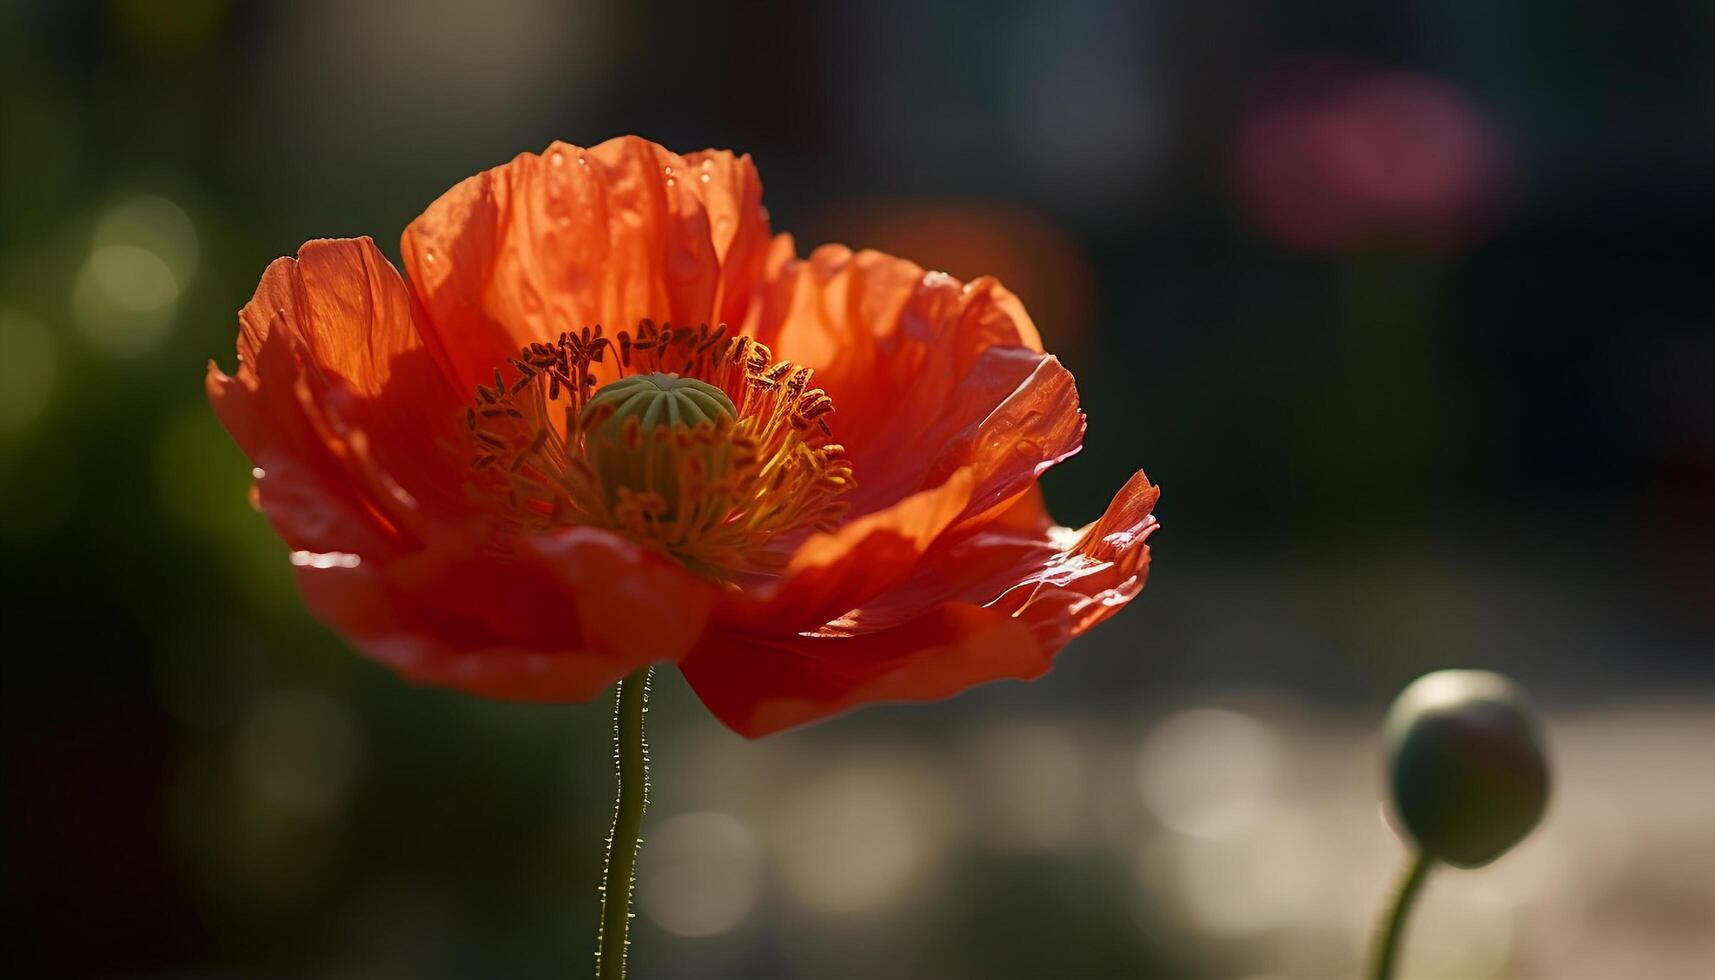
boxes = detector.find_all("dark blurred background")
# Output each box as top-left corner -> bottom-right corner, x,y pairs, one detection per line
3,1 -> 1713,977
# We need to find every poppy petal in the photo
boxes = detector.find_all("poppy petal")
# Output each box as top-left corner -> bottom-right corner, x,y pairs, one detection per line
296,524 -> 714,701
682,472 -> 1159,736
970,470 -> 1160,637
207,237 -> 468,554
721,467 -> 979,632
521,526 -> 717,667
681,603 -> 1046,738
846,471 -> 1160,635
740,244 -> 1080,521
401,136 -> 773,392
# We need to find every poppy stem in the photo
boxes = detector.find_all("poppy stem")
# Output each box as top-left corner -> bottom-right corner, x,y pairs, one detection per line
596,666 -> 651,980
1369,849 -> 1434,980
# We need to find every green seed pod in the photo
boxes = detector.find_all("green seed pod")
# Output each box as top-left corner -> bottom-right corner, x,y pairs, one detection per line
580,373 -> 737,517
1384,669 -> 1550,868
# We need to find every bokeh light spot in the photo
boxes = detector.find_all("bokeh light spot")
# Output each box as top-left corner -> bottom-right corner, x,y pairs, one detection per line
72,245 -> 180,355
774,761 -> 954,916
95,195 -> 200,284
1136,708 -> 1282,838
73,195 -> 199,356
639,812 -> 761,937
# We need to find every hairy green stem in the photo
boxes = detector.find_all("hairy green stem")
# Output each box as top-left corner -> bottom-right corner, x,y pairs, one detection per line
596,667 -> 650,980
1370,850 -> 1434,980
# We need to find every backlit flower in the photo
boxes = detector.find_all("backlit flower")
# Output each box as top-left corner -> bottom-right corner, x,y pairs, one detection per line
207,136 -> 1158,737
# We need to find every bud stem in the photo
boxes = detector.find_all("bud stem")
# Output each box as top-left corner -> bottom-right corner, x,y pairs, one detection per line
1370,850 -> 1434,980
596,667 -> 651,980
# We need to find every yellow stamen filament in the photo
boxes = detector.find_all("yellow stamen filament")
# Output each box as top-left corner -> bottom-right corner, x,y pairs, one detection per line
464,321 -> 854,578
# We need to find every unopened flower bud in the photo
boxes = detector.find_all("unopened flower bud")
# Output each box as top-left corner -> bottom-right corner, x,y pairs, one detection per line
1384,669 -> 1550,868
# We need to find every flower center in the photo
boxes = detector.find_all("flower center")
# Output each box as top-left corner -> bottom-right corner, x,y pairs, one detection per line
581,373 -> 736,521
464,321 -> 854,578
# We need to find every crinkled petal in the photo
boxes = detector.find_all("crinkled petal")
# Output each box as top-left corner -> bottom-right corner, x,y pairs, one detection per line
721,468 -> 978,633
681,603 -> 1047,738
297,525 -> 714,701
741,242 -> 1081,522
853,471 -> 1160,634
684,472 -> 1160,736
953,470 -> 1160,635
401,137 -> 773,392
715,247 -> 1091,633
206,237 -> 468,555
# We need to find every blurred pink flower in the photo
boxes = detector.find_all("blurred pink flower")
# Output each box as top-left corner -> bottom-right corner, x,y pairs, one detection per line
1232,62 -> 1508,251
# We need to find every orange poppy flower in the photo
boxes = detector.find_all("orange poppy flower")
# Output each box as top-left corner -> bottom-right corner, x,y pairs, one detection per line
207,136 -> 1158,737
